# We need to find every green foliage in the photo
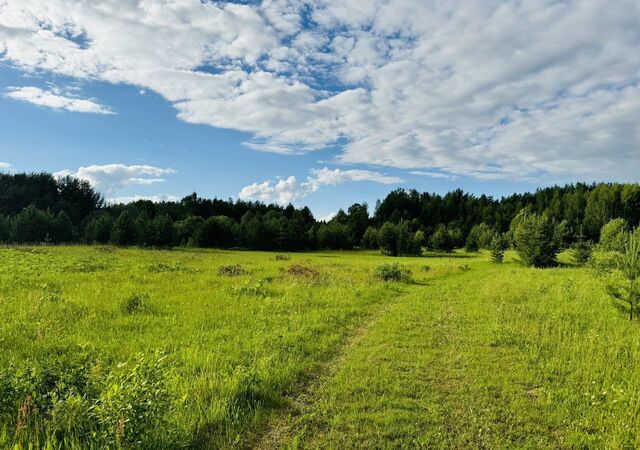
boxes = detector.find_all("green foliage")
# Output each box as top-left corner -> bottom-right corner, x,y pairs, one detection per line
571,240 -> 593,265
361,226 -> 379,249
151,214 -> 176,248
465,223 -> 494,252
377,222 -> 421,256
174,216 -> 204,246
0,350 -> 173,449
12,204 -> 57,243
490,234 -> 508,263
599,218 -> 628,252
429,224 -> 458,252
92,353 -> 173,448
616,231 -> 640,320
374,263 -> 411,282
84,213 -> 114,244
193,216 -> 237,248
110,210 -> 137,246
510,211 -> 560,267
317,220 -> 352,250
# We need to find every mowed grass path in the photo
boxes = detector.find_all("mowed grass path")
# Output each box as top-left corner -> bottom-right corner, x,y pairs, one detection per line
268,259 -> 640,449
2,247 -> 640,448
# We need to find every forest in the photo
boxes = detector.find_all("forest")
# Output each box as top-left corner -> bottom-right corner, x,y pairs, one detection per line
1,172 -> 638,255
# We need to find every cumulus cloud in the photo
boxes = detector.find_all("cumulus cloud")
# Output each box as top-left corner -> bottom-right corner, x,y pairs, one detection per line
2,1 -> 640,180
0,162 -> 11,170
5,86 -> 113,114
107,194 -> 179,204
238,167 -> 402,204
54,164 -> 175,193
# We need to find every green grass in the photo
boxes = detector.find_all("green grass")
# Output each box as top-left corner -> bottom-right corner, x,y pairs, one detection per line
1,246 -> 639,448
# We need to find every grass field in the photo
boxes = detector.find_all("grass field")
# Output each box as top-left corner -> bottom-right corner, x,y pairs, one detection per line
1,246 -> 639,448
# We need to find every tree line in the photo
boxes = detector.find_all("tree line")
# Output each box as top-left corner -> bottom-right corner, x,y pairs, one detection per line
1,172 -> 640,255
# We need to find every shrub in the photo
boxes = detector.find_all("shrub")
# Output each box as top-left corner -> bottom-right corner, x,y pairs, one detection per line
599,218 -> 628,252
510,211 -> 559,267
120,293 -> 150,315
571,240 -> 593,265
374,263 -> 411,282
275,254 -> 291,261
286,264 -> 320,280
147,262 -> 193,274
218,264 -> 247,276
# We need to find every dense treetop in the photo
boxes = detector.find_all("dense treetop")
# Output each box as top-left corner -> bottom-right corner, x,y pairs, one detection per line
0,172 -> 639,252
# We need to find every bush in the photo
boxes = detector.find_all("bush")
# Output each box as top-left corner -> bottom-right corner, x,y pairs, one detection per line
510,211 -> 559,267
572,240 -> 593,265
374,263 -> 411,282
599,218 -> 628,252
218,264 -> 246,276
286,264 -> 320,280
275,254 -> 290,261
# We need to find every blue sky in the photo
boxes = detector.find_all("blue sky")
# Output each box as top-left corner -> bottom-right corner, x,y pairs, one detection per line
1,0 -> 638,219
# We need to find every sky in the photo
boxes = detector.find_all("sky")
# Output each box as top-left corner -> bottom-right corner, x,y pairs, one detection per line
0,0 -> 639,220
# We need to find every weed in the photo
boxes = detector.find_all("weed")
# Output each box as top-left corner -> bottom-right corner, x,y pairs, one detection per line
374,263 -> 411,282
275,254 -> 291,261
218,264 -> 247,276
147,262 -> 194,273
120,293 -> 150,315
286,264 -> 320,280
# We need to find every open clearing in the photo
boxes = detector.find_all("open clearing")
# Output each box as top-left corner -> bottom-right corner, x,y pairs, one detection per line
1,246 -> 639,448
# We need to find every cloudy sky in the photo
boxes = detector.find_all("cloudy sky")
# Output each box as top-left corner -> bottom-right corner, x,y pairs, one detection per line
0,0 -> 638,218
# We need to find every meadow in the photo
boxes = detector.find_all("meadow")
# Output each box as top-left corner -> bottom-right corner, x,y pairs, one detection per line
1,246 -> 639,449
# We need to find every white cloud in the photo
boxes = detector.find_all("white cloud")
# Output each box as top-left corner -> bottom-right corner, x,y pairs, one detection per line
1,1 -> 640,181
107,194 -> 179,204
318,211 -> 337,222
410,171 -> 457,180
5,86 -> 113,114
0,162 -> 11,170
238,166 -> 402,204
54,164 -> 175,193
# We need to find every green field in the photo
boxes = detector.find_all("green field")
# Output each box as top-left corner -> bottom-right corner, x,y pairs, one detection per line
1,246 -> 639,448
